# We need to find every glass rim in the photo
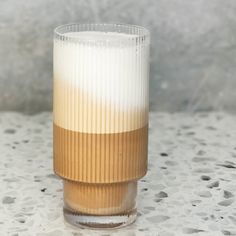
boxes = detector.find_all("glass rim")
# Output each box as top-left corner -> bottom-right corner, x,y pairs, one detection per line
54,23 -> 150,43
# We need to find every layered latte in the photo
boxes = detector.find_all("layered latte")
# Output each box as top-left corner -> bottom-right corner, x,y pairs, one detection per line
53,31 -> 149,216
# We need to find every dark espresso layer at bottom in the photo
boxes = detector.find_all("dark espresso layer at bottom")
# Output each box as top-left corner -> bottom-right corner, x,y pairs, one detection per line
54,124 -> 148,183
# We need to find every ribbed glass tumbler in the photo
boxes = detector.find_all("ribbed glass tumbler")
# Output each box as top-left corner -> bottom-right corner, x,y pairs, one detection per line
53,23 -> 150,229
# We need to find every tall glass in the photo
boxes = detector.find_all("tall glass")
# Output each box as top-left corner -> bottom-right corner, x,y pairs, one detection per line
53,23 -> 150,229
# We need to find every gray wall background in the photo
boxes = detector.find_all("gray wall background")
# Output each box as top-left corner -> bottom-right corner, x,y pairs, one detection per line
1,0 -> 236,113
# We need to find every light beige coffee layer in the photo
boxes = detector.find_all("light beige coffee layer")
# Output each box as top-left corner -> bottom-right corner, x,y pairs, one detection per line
64,180 -> 137,215
54,123 -> 148,183
54,78 -> 148,133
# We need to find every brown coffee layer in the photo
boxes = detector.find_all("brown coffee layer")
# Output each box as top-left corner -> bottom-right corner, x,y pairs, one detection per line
54,124 -> 148,183
64,180 -> 137,215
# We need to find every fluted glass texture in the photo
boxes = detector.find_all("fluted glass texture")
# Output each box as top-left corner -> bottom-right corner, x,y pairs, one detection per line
53,23 -> 150,228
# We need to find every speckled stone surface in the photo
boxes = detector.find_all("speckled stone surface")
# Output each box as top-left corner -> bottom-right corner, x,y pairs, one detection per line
1,112 -> 236,236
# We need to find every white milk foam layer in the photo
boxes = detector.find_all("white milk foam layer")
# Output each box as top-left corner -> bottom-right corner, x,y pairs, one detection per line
54,31 -> 149,133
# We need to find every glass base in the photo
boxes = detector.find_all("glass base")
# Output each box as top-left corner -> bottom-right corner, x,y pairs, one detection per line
63,207 -> 137,229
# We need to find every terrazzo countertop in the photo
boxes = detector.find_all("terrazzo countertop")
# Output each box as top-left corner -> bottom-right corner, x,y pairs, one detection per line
1,112 -> 236,236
